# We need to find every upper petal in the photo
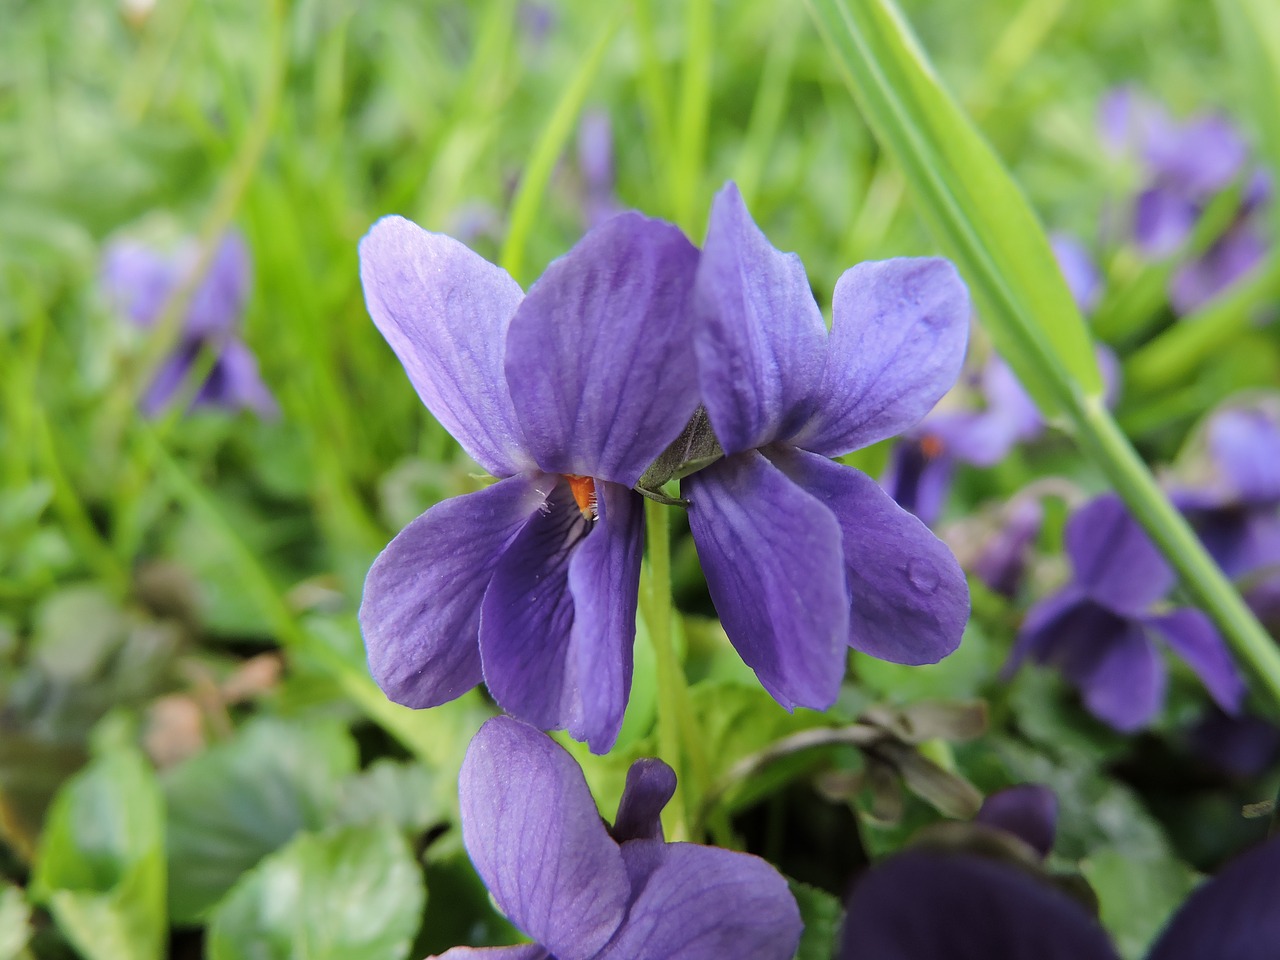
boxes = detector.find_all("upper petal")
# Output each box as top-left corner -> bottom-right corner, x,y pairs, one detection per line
684,451 -> 849,711
1147,834 -> 1280,960
595,840 -> 801,960
1070,618 -> 1166,732
839,851 -> 1120,960
361,475 -> 547,708
1049,233 -> 1101,314
563,481 -> 645,753
359,215 -> 531,477
505,213 -> 701,487
691,182 -> 827,453
460,718 -> 630,960
186,232 -> 252,338
974,785 -> 1058,860
791,258 -> 970,457
480,480 -> 592,731
1144,608 -> 1245,715
774,447 -> 968,665
101,239 -> 178,327
610,758 -> 677,843
1133,185 -> 1199,257
1207,406 -> 1280,506
1065,495 -> 1175,614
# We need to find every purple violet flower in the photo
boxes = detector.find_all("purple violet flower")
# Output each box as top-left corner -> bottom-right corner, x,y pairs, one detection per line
974,783 -> 1058,860
681,183 -> 971,711
1004,495 -> 1245,732
358,212 -> 701,754
838,832 -> 1280,960
971,496 -> 1045,599
101,232 -> 275,417
434,716 -> 802,960
1099,88 -> 1271,314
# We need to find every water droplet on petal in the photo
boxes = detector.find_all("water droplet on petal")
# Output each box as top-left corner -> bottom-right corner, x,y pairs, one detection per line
906,558 -> 940,595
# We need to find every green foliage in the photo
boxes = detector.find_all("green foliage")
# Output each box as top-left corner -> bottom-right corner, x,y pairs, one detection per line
205,822 -> 425,960
0,883 -> 32,960
30,746 -> 166,960
789,879 -> 844,960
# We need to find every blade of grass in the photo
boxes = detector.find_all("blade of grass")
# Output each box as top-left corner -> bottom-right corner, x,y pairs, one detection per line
806,0 -> 1280,712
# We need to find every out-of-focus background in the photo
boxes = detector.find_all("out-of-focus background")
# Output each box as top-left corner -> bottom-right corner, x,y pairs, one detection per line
3,0 -> 1278,957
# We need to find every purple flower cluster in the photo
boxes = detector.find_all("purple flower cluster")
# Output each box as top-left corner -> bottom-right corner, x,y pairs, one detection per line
358,182 -> 971,753
101,232 -> 275,417
434,717 -> 801,959
1100,88 -> 1272,314
1004,495 -> 1244,732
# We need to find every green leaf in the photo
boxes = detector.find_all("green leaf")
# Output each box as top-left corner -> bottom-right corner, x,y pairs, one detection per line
206,823 -> 426,960
789,879 -> 843,960
30,746 -> 166,960
805,0 -> 1102,416
1080,849 -> 1199,960
0,883 -> 32,960
164,716 -> 358,923
334,760 -> 442,835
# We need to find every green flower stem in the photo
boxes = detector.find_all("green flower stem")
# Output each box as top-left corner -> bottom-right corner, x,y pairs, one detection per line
642,497 -> 714,841
1075,399 -> 1280,710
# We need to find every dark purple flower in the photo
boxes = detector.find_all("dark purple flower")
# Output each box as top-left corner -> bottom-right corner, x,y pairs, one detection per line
1185,707 -> 1280,779
358,212 -> 701,753
1005,495 -> 1244,732
101,232 -> 275,417
838,832 -> 1280,960
1099,88 -> 1270,314
434,716 -> 801,960
975,784 -> 1058,860
681,183 -> 971,712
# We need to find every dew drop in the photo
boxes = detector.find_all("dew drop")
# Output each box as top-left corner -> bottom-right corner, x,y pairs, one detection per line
906,558 -> 940,595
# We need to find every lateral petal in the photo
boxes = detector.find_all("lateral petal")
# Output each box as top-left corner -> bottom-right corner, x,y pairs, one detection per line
360,474 -> 547,709
359,215 -> 530,477
684,452 -> 849,711
1145,608 -> 1245,714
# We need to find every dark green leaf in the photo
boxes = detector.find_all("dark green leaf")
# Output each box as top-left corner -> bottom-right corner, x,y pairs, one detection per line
789,879 -> 843,960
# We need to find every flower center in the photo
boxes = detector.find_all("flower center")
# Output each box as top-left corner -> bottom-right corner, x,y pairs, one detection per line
564,474 -> 598,520
920,433 -> 946,459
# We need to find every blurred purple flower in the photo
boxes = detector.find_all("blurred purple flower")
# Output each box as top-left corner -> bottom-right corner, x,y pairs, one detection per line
1185,707 -> 1280,780
1099,87 -> 1271,314
101,232 -> 275,417
683,183 -> 971,712
435,716 -> 801,960
1004,495 -> 1245,732
838,832 -> 1280,960
358,212 -> 701,753
578,108 -> 621,229
971,497 -> 1045,599
974,783 -> 1059,860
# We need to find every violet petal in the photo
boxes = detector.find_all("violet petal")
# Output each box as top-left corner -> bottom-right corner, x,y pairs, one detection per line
684,451 -> 848,710
691,182 -> 827,454
563,481 -> 644,754
611,758 -> 677,843
197,339 -> 277,417
791,257 -> 970,457
1171,224 -> 1268,314
101,239 -> 176,327
1145,608 -> 1245,714
880,436 -> 955,526
594,840 -> 802,960
361,475 -> 547,709
1207,406 -> 1280,506
839,851 -> 1120,960
774,447 -> 968,665
505,212 -> 700,487
359,215 -> 531,477
480,480 -> 592,731
1065,495 -> 1175,615
1133,185 -> 1199,257
431,948 -> 549,960
459,718 -> 630,960
974,785 -> 1058,859
185,232 -> 252,338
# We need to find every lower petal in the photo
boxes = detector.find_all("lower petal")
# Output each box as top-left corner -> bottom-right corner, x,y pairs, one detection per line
1071,622 -> 1166,733
773,448 -> 968,665
685,452 -> 849,711
480,479 -> 592,730
595,840 -> 801,960
1145,608 -> 1244,714
360,475 -> 547,708
564,481 -> 645,753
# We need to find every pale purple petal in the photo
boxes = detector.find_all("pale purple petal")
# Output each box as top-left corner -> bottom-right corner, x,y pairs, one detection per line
1145,608 -> 1245,714
505,213 -> 700,487
774,447 -> 968,665
140,344 -> 197,417
185,232 -> 252,338
1050,234 -> 1101,314
459,718 -> 629,960
840,851 -> 1120,960
480,481 -> 592,731
684,451 -> 848,710
431,947 -> 548,960
791,258 -> 970,457
361,475 -> 547,709
1145,114 -> 1248,195
196,339 -> 277,417
1133,185 -> 1199,257
359,215 -> 531,477
1147,834 -> 1280,960
1207,406 -> 1280,505
691,182 -> 827,453
1171,224 -> 1268,314
101,239 -> 178,327
1098,87 -> 1172,160
611,758 -> 677,843
595,841 -> 801,960
972,498 -> 1043,599
563,481 -> 644,754
1065,495 -> 1175,614
979,358 -> 1043,446
975,785 -> 1058,859
880,436 -> 955,526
